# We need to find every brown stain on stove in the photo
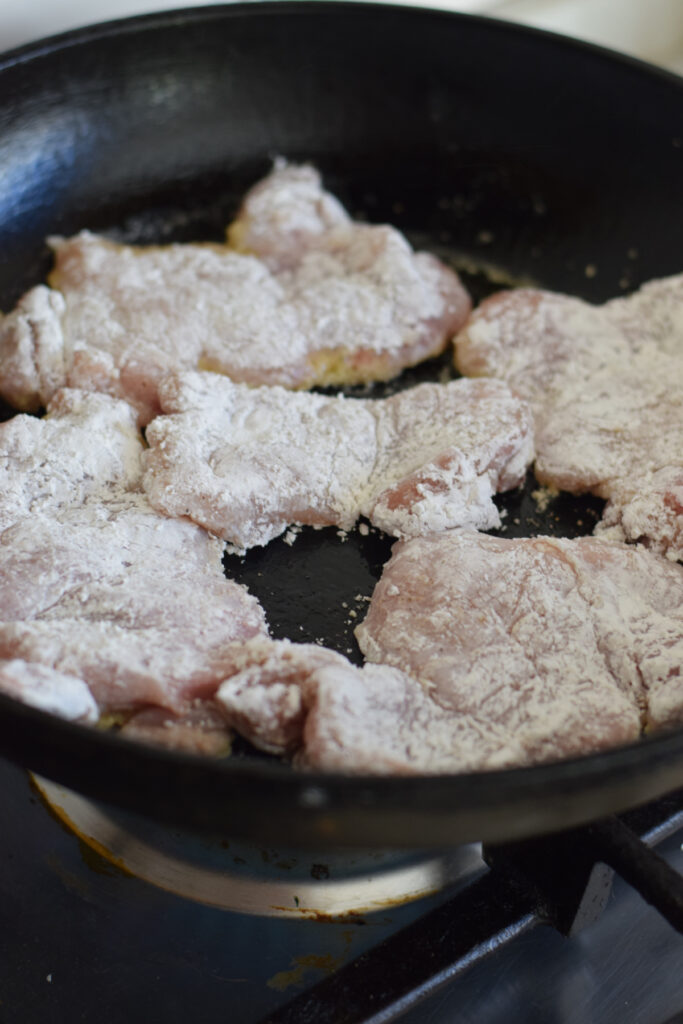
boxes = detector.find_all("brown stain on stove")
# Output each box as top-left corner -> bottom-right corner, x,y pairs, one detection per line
30,774 -> 133,880
267,947 -> 351,992
75,832 -> 134,879
43,847 -> 130,906
270,883 -> 438,920
269,906 -> 367,923
44,851 -> 98,900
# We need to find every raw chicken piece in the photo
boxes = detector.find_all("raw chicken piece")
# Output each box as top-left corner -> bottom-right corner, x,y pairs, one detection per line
300,662 -> 526,774
215,639 -> 346,755
0,389 -> 267,716
356,531 -> 683,755
0,386 -> 141,532
454,276 -> 683,560
227,160 -> 350,271
0,659 -> 98,723
119,703 -> 233,756
216,639 -> 528,773
0,165 -> 470,424
227,161 -> 471,378
143,371 -> 533,550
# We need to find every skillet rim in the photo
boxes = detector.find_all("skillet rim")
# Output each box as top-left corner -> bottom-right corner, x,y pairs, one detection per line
3,679 -> 683,848
0,0 -> 681,87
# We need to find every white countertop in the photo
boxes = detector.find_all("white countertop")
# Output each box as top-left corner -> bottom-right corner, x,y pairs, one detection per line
0,0 -> 682,72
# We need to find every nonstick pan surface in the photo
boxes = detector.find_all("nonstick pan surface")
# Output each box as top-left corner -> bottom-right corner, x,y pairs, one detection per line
0,3 -> 681,848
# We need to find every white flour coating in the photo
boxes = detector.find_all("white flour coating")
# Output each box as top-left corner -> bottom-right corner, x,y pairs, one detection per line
227,158 -> 350,270
0,388 -> 267,715
0,287 -> 67,415
356,531 -> 683,758
0,659 -> 98,723
216,638 -> 527,773
215,639 -> 347,755
454,276 -> 683,560
0,163 -> 470,424
142,371 -> 533,550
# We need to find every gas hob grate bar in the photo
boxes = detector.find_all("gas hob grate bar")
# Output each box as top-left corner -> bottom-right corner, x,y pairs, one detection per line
261,791 -> 683,1024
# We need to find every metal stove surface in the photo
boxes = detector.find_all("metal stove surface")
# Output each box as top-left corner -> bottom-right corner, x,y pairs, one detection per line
1,755 -> 683,1024
399,834 -> 683,1024
0,757 -> 482,1023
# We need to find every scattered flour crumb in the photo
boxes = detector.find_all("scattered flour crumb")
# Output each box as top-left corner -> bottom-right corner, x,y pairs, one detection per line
531,486 -> 558,513
358,522 -> 369,536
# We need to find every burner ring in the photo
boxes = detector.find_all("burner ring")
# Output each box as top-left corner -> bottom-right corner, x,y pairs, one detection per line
33,776 -> 483,917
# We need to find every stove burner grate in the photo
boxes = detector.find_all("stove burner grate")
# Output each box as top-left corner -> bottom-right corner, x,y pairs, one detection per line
262,792 -> 683,1024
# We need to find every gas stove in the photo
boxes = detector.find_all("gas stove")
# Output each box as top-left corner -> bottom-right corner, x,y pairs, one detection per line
1,755 -> 682,1024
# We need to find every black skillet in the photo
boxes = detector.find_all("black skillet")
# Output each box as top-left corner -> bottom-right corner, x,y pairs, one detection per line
0,2 -> 681,849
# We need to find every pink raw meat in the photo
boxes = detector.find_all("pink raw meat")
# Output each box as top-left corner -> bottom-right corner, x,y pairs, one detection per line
0,389 -> 267,716
215,639 -> 528,773
454,276 -> 683,560
356,531 -> 683,757
143,371 -> 533,550
0,164 -> 470,424
119,703 -> 234,756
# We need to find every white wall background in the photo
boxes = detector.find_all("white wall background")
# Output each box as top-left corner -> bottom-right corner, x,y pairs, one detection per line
0,0 -> 681,72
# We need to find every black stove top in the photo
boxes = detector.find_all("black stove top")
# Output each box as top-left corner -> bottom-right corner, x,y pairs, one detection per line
1,755 -> 682,1024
